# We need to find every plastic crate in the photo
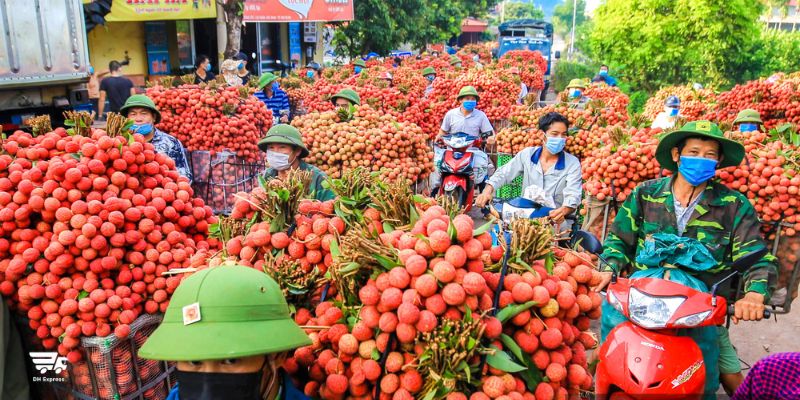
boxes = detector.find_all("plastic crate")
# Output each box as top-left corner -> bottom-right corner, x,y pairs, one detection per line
495,154 -> 523,199
189,151 -> 267,215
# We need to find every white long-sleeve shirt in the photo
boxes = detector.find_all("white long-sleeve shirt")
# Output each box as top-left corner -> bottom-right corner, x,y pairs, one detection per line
651,111 -> 679,130
487,146 -> 582,209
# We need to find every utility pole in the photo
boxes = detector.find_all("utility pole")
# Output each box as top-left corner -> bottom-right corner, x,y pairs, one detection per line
569,0 -> 577,56
500,0 -> 506,24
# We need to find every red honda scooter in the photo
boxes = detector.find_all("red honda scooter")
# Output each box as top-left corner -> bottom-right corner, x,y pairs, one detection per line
575,240 -> 770,400
436,132 -> 481,210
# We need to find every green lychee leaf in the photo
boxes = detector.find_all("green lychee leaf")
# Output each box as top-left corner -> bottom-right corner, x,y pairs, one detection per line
473,221 -> 493,237
329,238 -> 341,258
486,345 -> 527,373
497,301 -> 537,323
500,333 -> 525,363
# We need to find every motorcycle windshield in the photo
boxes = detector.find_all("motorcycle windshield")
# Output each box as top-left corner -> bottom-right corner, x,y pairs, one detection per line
442,133 -> 478,149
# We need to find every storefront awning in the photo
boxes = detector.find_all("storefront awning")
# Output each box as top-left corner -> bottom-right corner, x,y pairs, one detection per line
243,0 -> 354,22
98,0 -> 216,22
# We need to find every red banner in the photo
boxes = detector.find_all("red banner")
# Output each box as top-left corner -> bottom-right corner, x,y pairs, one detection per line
244,0 -> 354,22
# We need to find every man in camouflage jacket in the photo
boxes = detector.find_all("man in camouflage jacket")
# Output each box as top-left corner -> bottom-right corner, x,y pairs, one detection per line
594,120 -> 778,395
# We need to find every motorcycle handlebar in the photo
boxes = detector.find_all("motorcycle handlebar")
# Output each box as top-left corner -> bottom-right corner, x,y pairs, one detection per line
726,304 -> 771,319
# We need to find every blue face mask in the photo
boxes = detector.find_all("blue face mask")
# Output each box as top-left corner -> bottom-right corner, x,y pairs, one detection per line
569,89 -> 582,99
668,107 -> 679,117
306,70 -> 315,79
462,100 -> 477,112
678,156 -> 718,186
205,63 -> 212,72
739,123 -> 758,133
271,81 -> 279,91
599,70 -> 608,77
88,66 -> 95,75
545,136 -> 566,154
354,66 -> 362,74
237,62 -> 244,70
130,123 -> 154,136
426,75 -> 435,83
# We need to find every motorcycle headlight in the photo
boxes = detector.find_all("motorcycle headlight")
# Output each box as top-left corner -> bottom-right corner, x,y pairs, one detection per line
674,310 -> 712,328
628,288 -> 686,329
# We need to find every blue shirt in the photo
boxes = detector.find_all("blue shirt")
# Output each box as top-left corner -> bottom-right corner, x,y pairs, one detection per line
149,129 -> 192,183
255,88 -> 291,119
604,75 -> 618,87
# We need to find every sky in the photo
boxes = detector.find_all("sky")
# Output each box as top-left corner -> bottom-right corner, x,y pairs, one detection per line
509,0 -> 603,19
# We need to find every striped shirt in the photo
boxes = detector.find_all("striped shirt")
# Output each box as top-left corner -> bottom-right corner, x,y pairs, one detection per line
254,88 -> 291,119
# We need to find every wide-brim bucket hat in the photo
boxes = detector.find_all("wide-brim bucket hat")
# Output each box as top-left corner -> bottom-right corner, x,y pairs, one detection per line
655,120 -> 745,172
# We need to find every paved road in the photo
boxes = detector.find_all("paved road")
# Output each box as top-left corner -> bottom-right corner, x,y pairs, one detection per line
729,297 -> 800,370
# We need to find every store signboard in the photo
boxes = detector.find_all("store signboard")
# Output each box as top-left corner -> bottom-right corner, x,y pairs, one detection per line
105,0 -> 216,22
244,0 -> 354,22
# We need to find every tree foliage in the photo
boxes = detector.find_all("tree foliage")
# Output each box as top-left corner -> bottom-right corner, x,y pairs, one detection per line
748,29 -> 800,80
503,1 -> 545,20
552,0 -> 587,37
332,0 -> 500,57
586,0 -> 765,91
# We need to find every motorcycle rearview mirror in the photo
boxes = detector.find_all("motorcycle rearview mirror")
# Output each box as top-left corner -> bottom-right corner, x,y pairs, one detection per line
570,230 -> 603,255
709,248 -> 769,307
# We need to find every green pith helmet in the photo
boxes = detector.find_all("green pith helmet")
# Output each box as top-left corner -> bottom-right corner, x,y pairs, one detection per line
449,55 -> 462,66
331,88 -> 361,106
138,266 -> 311,361
733,109 -> 763,125
655,120 -> 745,172
258,72 -> 279,90
257,124 -> 309,158
422,67 -> 436,77
457,86 -> 480,101
353,59 -> 367,68
566,79 -> 587,90
120,95 -> 161,124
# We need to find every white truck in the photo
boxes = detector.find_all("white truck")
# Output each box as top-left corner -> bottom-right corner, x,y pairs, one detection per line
0,0 -> 90,128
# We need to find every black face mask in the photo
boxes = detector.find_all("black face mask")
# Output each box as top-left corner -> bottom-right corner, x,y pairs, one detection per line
177,370 -> 263,400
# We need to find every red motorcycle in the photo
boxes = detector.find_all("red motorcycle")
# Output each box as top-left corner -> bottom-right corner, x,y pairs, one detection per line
571,232 -> 769,400
436,132 -> 482,210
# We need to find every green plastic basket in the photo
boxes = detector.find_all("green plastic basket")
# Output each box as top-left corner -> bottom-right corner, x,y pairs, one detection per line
495,154 -> 523,199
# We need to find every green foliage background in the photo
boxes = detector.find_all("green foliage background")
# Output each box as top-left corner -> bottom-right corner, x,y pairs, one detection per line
332,0 -> 500,57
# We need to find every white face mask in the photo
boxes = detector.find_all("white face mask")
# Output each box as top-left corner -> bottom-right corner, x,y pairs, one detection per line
266,150 -> 294,171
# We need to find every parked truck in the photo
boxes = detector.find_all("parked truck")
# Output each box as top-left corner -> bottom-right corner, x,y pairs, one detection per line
0,0 -> 91,129
495,19 -> 559,100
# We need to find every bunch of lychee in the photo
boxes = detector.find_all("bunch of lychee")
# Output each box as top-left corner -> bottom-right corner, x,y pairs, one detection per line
284,205 -> 602,399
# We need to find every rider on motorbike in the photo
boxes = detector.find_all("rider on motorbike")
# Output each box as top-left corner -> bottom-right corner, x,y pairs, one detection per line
475,112 -> 582,228
430,86 -> 494,194
593,120 -> 778,396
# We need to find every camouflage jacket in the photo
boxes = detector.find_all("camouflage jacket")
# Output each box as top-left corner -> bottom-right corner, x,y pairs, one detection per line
601,177 -> 777,300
